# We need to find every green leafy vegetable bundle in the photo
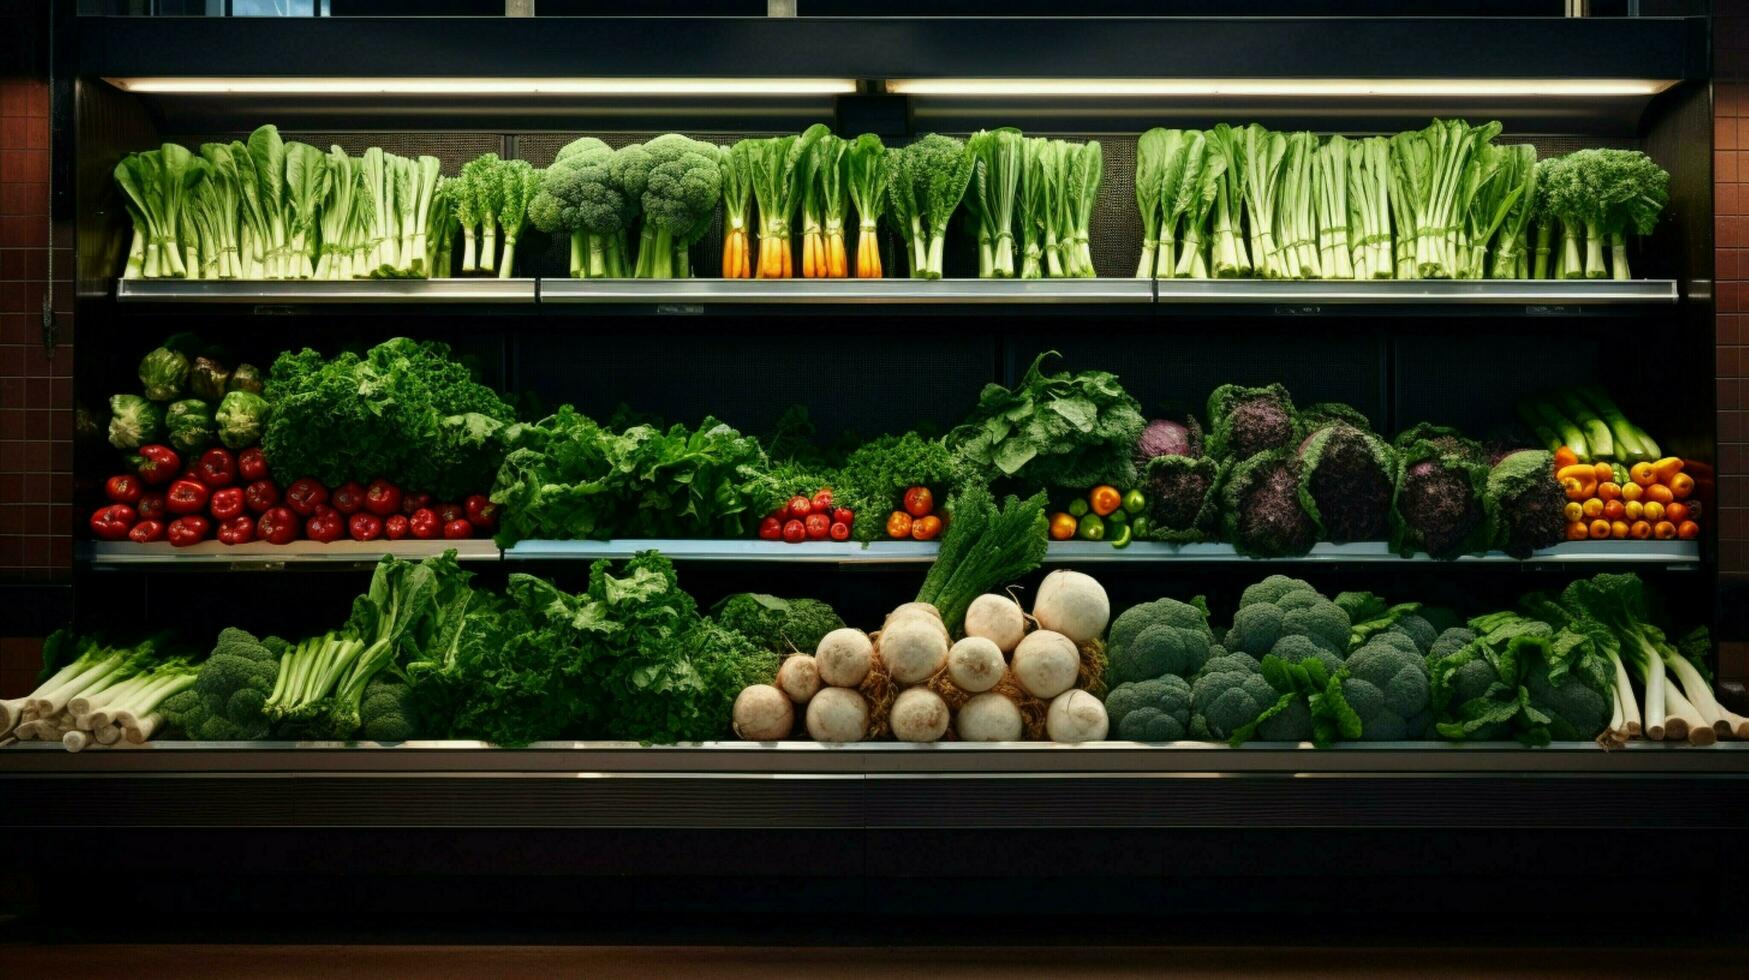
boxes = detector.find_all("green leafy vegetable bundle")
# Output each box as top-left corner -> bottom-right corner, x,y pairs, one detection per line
948,350 -> 1145,491
262,337 -> 517,500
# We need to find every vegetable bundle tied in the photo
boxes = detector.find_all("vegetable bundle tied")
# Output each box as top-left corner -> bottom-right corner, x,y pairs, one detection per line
966,128 -> 1024,279
751,125 -> 828,279
845,134 -> 890,279
1389,118 -> 1503,280
887,132 -> 975,280
801,133 -> 850,278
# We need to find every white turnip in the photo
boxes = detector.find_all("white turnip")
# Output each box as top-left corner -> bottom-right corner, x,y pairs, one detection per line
964,593 -> 1027,654
889,688 -> 950,743
815,628 -> 874,687
806,687 -> 869,743
1032,569 -> 1110,644
1046,689 -> 1109,743
956,692 -> 1023,742
775,654 -> 822,704
732,684 -> 795,741
881,618 -> 950,685
947,636 -> 1006,693
1011,630 -> 1079,699
886,601 -> 943,625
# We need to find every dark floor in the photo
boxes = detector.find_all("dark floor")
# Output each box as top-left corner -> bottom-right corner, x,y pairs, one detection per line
0,945 -> 1744,979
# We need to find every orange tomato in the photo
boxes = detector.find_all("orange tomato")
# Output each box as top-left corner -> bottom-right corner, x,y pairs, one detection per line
903,485 -> 934,518
1597,482 -> 1621,501
1630,520 -> 1652,540
886,511 -> 914,539
1563,501 -> 1584,523
1669,472 -> 1694,499
1048,512 -> 1078,541
1677,520 -> 1700,540
910,515 -> 943,541
1653,521 -> 1677,540
1089,485 -> 1122,517
1553,446 -> 1579,468
1647,484 -> 1674,505
1642,500 -> 1665,523
1630,461 -> 1657,487
1621,482 -> 1643,502
1610,520 -> 1630,540
1665,502 -> 1689,524
1567,522 -> 1590,541
1589,519 -> 1612,540
1581,498 -> 1605,520
1602,500 -> 1626,521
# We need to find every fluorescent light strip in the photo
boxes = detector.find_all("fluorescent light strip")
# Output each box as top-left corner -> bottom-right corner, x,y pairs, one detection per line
105,77 -> 858,96
886,78 -> 1676,98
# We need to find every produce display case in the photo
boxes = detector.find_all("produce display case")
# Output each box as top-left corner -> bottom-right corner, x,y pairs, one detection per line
7,10 -> 1745,930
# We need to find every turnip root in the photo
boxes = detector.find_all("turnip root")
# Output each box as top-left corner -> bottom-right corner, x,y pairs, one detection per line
886,601 -> 943,625
776,654 -> 822,704
880,619 -> 950,684
806,687 -> 869,743
965,593 -> 1027,654
947,637 -> 1006,693
732,685 -> 795,741
815,628 -> 874,687
1032,570 -> 1110,644
1011,630 -> 1079,699
889,688 -> 950,743
956,692 -> 1023,742
1046,689 -> 1109,743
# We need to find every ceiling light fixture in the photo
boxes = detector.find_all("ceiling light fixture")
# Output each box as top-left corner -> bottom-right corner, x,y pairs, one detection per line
105,77 -> 859,96
884,78 -> 1676,98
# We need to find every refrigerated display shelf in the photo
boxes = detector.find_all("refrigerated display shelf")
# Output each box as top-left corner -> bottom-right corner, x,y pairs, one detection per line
79,539 -> 1700,568
111,277 -> 1678,312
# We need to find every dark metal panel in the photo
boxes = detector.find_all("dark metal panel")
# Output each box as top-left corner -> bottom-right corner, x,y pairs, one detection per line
77,16 -> 1702,82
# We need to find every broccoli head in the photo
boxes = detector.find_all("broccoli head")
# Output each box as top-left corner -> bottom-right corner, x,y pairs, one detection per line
1190,654 -> 1309,742
1485,450 -> 1566,559
1341,632 -> 1433,740
1392,438 -> 1488,560
628,135 -> 722,278
712,593 -> 846,656
1385,614 -> 1439,656
1221,449 -> 1318,558
1428,626 -> 1477,662
1106,596 -> 1215,685
361,679 -> 416,743
1427,627 -> 1515,741
1206,383 -> 1298,462
1226,576 -> 1351,662
1297,423 -> 1394,545
160,627 -> 281,741
1104,674 -> 1194,741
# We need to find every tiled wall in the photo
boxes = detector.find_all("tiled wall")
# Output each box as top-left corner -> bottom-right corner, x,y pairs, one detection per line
1720,11 -> 1748,680
1,1 -> 67,695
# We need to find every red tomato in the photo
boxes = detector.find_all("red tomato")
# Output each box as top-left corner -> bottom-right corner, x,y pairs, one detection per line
437,502 -> 466,525
903,486 -> 934,518
105,474 -> 143,504
128,520 -> 164,544
804,512 -> 831,540
781,519 -> 807,543
364,479 -> 403,517
284,478 -> 329,517
89,504 -> 137,541
348,512 -> 383,542
207,486 -> 246,521
243,480 -> 280,514
811,488 -> 834,513
330,481 -> 366,515
165,478 -> 210,515
443,518 -> 473,540
217,515 -> 256,546
786,495 -> 813,518
829,521 -> 851,542
758,516 -> 783,541
166,515 -> 211,547
384,514 -> 411,540
304,508 -> 344,543
256,507 -> 298,545
136,492 -> 167,522
409,508 -> 441,539
237,447 -> 269,482
832,507 -> 853,526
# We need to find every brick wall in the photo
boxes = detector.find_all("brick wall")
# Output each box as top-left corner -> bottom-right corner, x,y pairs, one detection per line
1,1 -> 69,696
1719,9 -> 1747,679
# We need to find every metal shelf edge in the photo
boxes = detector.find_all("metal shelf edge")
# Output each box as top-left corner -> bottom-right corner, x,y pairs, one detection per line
115,279 -> 538,304
81,539 -> 501,566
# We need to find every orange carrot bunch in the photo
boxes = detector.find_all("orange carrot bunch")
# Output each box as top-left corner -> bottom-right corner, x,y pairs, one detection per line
748,125 -> 829,279
845,133 -> 889,279
720,141 -> 753,279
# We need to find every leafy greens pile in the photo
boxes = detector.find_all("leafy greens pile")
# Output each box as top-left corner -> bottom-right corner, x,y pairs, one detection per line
948,350 -> 1145,491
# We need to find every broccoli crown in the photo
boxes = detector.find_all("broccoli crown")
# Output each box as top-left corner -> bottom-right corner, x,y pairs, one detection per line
641,135 -> 723,240
1104,674 -> 1193,741
1225,579 -> 1351,662
1485,450 -> 1566,560
713,593 -> 845,656
1521,654 -> 1610,742
361,679 -> 416,743
1428,626 -> 1477,662
1385,614 -> 1439,655
1341,633 -> 1433,740
529,147 -> 630,236
161,627 -> 281,742
1270,633 -> 1344,675
1106,596 -> 1215,684
1206,383 -> 1298,461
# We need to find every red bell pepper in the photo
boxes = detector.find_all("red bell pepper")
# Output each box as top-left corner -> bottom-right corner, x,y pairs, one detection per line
348,512 -> 383,542
437,502 -> 466,525
237,447 -> 269,482
401,491 -> 432,516
129,445 -> 181,486
217,515 -> 256,545
105,474 -> 143,504
304,506 -> 344,544
128,519 -> 164,544
166,478 -> 210,515
197,448 -> 237,488
384,514 -> 410,540
331,481 -> 366,515
463,494 -> 498,530
208,486 -> 246,521
89,504 -> 136,541
443,518 -> 473,540
136,492 -> 167,522
167,515 -> 210,547
409,507 -> 441,540
257,507 -> 298,545
284,478 -> 328,517
364,479 -> 402,517
243,480 -> 280,514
